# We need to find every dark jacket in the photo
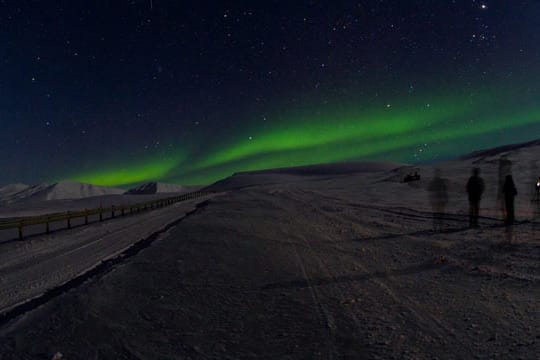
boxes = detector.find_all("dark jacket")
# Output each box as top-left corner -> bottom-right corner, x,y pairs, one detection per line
467,175 -> 485,202
502,177 -> 517,200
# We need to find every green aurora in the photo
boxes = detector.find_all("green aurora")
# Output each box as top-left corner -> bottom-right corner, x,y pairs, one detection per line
68,89 -> 540,187
70,155 -> 183,187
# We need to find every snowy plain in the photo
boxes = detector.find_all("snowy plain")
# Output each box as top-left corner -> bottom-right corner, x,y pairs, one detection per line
0,144 -> 539,359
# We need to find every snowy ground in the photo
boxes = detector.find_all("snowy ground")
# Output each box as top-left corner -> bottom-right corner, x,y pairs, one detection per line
0,149 -> 539,359
0,195 -> 215,318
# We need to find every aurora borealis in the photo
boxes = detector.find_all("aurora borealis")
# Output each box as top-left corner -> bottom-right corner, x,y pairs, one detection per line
1,1 -> 540,187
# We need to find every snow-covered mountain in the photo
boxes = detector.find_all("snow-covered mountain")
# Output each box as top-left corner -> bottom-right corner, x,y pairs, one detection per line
0,181 -> 124,203
0,183 -> 30,198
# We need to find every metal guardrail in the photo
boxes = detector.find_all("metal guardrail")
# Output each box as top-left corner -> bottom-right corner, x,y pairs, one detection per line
0,190 -> 213,240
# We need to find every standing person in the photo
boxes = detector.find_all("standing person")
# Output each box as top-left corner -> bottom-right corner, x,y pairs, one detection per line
536,176 -> 540,202
428,168 -> 448,232
466,167 -> 485,228
535,181 -> 540,220
497,155 -> 512,218
502,175 -> 518,225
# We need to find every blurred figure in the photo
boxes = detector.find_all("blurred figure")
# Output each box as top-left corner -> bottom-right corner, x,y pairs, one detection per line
529,160 -> 538,201
466,167 -> 485,228
428,168 -> 448,232
497,155 -> 512,219
536,176 -> 540,202
502,174 -> 517,225
535,192 -> 540,220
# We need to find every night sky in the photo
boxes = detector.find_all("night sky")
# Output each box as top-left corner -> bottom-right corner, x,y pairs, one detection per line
2,1 -> 540,187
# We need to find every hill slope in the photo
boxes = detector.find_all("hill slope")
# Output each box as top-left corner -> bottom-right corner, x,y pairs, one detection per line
125,182 -> 200,195
206,161 -> 404,191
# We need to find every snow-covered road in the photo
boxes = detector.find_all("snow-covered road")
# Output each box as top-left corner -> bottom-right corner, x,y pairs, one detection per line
0,195 -> 215,317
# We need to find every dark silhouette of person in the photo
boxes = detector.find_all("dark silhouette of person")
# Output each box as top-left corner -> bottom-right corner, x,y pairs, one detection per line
497,155 -> 512,218
535,185 -> 540,220
466,167 -> 485,228
428,168 -> 448,232
536,176 -> 540,202
502,175 -> 517,225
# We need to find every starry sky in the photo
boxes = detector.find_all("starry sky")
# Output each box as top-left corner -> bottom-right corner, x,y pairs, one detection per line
2,1 -> 540,187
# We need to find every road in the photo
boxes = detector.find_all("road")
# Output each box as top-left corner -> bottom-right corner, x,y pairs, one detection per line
0,195 -> 214,319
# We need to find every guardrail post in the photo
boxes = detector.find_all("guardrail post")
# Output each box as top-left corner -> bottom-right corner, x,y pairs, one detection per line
18,221 -> 23,240
84,210 -> 89,225
99,208 -> 103,221
46,218 -> 50,234
121,207 -> 125,216
67,212 -> 72,229
111,205 -> 115,218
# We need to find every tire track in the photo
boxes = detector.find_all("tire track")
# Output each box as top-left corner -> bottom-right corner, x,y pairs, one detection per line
280,188 -> 476,357
291,242 -> 337,359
